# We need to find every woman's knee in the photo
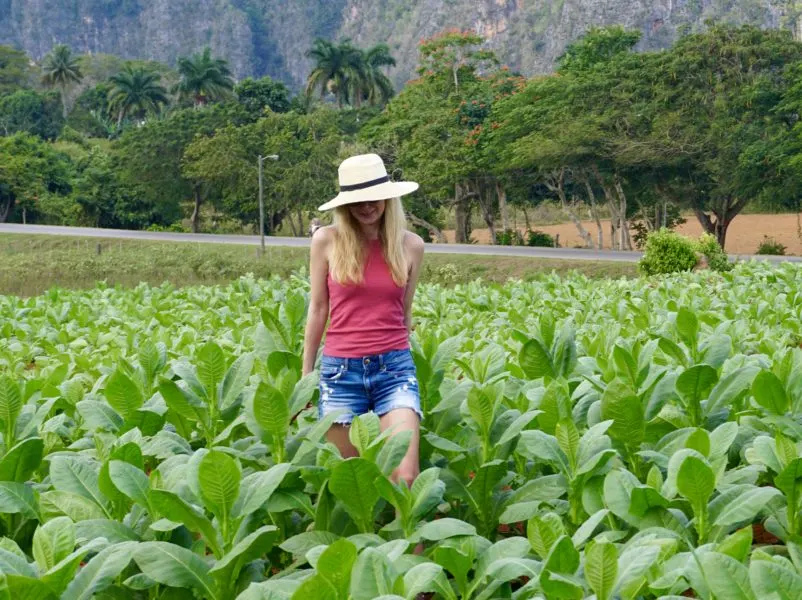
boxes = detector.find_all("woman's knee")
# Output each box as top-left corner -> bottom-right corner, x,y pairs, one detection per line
394,463 -> 419,488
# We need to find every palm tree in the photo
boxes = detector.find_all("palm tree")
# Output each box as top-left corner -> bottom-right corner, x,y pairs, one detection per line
305,38 -> 366,108
174,47 -> 234,107
108,66 -> 169,126
41,44 -> 83,118
363,43 -> 396,107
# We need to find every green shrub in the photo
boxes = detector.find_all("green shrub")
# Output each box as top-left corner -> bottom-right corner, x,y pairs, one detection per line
495,228 -> 524,246
694,232 -> 732,272
756,235 -> 786,256
526,229 -> 557,248
639,228 -> 698,275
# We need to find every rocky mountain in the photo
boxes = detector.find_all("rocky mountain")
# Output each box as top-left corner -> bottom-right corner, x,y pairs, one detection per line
0,0 -> 791,91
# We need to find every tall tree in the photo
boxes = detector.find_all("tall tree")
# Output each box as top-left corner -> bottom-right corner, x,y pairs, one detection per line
305,38 -> 365,108
234,76 -> 291,120
652,25 -> 802,247
108,66 -> 169,126
174,47 -> 234,107
41,44 -> 83,118
0,45 -> 32,95
115,105 -> 235,231
362,43 -> 396,106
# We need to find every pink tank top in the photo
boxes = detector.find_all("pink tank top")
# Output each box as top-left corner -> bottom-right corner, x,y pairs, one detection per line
324,239 -> 409,358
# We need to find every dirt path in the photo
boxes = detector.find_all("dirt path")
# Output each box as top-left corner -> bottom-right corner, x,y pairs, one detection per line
445,213 -> 802,255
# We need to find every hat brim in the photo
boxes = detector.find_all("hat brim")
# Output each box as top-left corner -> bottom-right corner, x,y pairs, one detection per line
318,181 -> 419,212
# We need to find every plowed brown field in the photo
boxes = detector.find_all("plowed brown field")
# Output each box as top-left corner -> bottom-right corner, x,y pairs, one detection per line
444,213 -> 802,255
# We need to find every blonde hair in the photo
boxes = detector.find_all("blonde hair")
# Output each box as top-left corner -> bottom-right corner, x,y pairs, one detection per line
330,197 -> 409,286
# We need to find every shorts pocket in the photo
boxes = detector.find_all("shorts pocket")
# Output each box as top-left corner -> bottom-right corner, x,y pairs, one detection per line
320,365 -> 344,381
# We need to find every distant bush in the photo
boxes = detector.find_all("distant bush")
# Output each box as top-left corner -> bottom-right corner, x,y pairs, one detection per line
640,229 -> 732,275
695,233 -> 732,272
147,222 -> 188,233
526,230 -> 557,248
639,229 -> 698,275
495,228 -> 524,246
756,236 -> 786,256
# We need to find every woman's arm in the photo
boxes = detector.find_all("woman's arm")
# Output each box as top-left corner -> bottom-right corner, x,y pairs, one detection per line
302,228 -> 331,376
403,232 -> 425,332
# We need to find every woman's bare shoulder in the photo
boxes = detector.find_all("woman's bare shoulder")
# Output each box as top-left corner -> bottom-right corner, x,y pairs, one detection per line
312,225 -> 336,244
403,230 -> 425,253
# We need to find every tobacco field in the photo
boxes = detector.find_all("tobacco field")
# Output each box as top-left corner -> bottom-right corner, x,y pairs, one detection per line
1,262 -> 802,599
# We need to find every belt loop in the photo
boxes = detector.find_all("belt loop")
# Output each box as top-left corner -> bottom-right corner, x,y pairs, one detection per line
379,352 -> 385,369
343,358 -> 349,371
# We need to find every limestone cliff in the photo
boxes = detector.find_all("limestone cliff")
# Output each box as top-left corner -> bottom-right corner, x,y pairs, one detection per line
0,0 -> 788,90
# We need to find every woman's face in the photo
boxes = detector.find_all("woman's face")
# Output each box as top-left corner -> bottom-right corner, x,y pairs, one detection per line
348,200 -> 385,227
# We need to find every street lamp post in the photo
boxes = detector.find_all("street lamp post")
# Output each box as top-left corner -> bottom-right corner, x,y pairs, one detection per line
258,154 -> 279,256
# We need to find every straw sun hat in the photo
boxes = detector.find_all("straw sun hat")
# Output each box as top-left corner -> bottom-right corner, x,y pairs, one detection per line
318,154 -> 419,211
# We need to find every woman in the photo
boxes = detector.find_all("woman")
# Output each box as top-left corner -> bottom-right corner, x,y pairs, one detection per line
302,153 -> 425,487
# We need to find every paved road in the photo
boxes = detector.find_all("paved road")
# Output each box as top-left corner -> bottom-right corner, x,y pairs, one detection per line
1,223 -> 800,264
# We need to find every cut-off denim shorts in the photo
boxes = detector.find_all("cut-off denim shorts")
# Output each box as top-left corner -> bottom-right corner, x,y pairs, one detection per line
318,348 -> 423,425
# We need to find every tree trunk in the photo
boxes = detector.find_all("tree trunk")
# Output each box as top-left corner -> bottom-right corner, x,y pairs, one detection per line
522,206 -> 531,231
496,180 -> 509,232
547,169 -> 592,249
454,183 -> 470,244
613,176 -> 633,251
584,178 -> 604,249
190,186 -> 202,233
60,84 -> 68,119
22,207 -> 26,225
297,209 -> 305,237
407,212 -> 447,243
692,195 -> 748,249
0,195 -> 13,223
476,180 -> 496,245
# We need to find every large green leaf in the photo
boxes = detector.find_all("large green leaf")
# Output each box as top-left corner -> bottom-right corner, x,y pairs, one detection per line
221,352 -> 254,409
705,367 -> 760,416
62,541 -> 137,600
108,460 -> 150,508
676,454 -> 715,511
749,559 -> 802,600
75,400 -> 122,433
712,486 -> 782,527
32,516 -> 75,572
700,552 -> 756,600
675,365 -> 717,406
0,481 -> 38,519
752,370 -> 789,415
519,338 -> 555,380
4,575 -> 58,599
198,450 -> 241,525
527,512 -> 565,559
149,490 -> 222,557
329,458 -> 381,532
134,541 -> 218,600
0,376 -> 22,438
209,525 -> 278,581
0,438 -> 43,483
314,539 -> 357,600
103,369 -> 143,420
197,342 -> 226,403
349,548 -> 394,600
250,382 -> 289,443
676,308 -> 699,348
584,540 -> 617,600
411,518 -> 476,542
48,455 -> 110,517
600,380 -> 644,446
233,462 -> 291,518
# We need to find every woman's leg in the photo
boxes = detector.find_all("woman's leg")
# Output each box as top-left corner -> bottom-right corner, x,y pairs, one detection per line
379,408 -> 420,487
326,424 -> 359,458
